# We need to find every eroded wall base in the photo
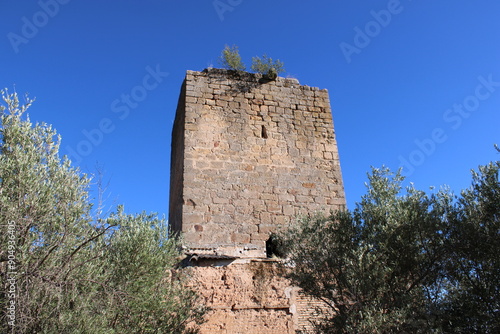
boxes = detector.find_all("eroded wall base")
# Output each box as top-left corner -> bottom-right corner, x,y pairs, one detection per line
184,260 -> 302,334
183,259 -> 333,333
199,309 -> 293,334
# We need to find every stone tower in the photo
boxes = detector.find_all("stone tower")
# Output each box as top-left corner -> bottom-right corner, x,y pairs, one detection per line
169,69 -> 345,333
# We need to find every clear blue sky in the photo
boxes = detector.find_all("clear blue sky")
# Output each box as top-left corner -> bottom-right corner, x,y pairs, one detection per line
2,1 -> 499,218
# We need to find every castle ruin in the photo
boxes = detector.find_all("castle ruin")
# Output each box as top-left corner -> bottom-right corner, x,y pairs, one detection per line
169,69 -> 345,333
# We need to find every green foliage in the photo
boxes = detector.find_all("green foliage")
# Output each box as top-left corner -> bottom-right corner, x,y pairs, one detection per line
278,161 -> 500,333
440,160 -> 500,332
0,90 -> 202,333
101,208 -> 205,334
218,45 -> 245,71
217,45 -> 286,79
250,55 -> 285,79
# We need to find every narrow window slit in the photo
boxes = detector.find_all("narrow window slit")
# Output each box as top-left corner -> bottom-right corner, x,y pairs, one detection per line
261,125 -> 268,139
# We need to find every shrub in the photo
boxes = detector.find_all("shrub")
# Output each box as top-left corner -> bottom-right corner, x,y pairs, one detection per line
251,55 -> 285,79
0,89 -> 203,333
218,45 -> 246,71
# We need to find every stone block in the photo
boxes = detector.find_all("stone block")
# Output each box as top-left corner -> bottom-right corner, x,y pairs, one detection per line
212,197 -> 230,204
231,233 -> 251,244
251,232 -> 270,241
184,213 -> 204,224
258,224 -> 275,234
272,215 -> 288,225
283,205 -> 295,216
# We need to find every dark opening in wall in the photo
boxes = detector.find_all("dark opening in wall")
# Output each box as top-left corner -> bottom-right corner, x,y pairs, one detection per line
261,125 -> 268,139
266,233 -> 284,258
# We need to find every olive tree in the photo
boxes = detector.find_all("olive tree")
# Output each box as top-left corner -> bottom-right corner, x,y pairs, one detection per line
0,90 -> 202,333
278,160 -> 500,333
439,159 -> 500,333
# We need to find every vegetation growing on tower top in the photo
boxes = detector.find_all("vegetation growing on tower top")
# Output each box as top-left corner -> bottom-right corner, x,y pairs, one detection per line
251,55 -> 285,80
219,45 -> 246,72
218,44 -> 285,80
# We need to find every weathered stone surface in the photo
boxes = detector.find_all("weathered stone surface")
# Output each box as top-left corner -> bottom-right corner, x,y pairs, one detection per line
170,69 -> 344,333
197,308 -> 293,334
185,261 -> 294,334
183,260 -> 332,334
169,69 -> 346,255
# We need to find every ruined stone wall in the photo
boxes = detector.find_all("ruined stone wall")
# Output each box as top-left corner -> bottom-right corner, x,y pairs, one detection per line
185,260 -> 331,334
169,69 -> 345,256
185,260 -> 294,334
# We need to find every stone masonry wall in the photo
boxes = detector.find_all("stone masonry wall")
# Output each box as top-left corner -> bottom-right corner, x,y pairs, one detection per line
185,260 -> 295,334
169,69 -> 345,256
184,260 -> 331,334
